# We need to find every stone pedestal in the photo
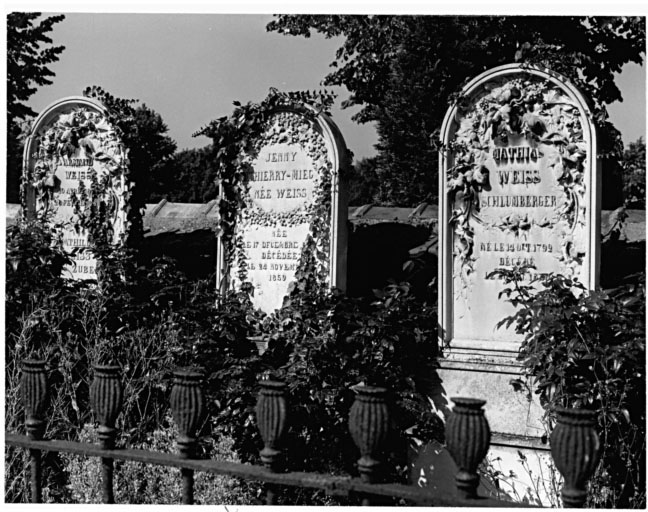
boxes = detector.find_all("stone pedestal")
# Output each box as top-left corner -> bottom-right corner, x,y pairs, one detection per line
418,348 -> 558,506
437,343 -> 546,444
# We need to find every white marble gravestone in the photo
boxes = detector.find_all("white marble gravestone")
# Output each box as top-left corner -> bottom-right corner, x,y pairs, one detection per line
435,63 -> 600,450
217,107 -> 348,314
22,97 -> 129,280
425,62 -> 601,506
439,63 -> 600,352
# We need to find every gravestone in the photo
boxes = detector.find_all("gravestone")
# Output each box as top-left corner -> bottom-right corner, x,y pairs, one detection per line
217,106 -> 349,313
22,97 -> 129,280
439,63 -> 599,351
429,64 -> 600,503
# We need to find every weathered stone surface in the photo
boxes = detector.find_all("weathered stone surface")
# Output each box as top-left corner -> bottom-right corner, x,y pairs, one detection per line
143,199 -> 219,235
436,363 -> 545,439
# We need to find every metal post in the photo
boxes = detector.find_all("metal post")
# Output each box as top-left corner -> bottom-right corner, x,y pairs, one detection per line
348,386 -> 391,506
551,407 -> 601,508
256,380 -> 288,505
181,467 -> 195,505
100,456 -> 115,503
90,365 -> 123,504
21,359 -> 48,504
28,448 -> 42,503
170,369 -> 206,505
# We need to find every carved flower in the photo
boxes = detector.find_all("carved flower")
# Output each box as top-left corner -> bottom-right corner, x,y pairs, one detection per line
94,118 -> 112,132
543,89 -> 562,105
473,165 -> 489,186
496,213 -> 531,235
57,113 -> 75,127
33,161 -> 48,179
79,137 -> 96,156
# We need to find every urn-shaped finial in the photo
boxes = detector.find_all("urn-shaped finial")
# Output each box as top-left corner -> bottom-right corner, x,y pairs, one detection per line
445,397 -> 491,499
21,359 -> 49,440
256,380 -> 288,472
170,369 -> 206,458
348,385 -> 391,483
551,407 -> 601,508
90,365 -> 123,449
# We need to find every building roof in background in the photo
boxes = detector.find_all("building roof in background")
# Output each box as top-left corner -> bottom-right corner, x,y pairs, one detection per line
6,202 -> 645,242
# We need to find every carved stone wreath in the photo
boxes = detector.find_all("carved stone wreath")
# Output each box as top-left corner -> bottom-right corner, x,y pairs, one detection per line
231,110 -> 333,288
28,107 -> 129,228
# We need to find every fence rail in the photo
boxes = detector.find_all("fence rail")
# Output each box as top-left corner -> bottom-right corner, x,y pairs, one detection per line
5,359 -> 601,506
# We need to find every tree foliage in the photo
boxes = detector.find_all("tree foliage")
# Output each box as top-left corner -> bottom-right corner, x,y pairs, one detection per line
7,13 -> 65,123
347,156 -> 381,205
6,13 -> 66,203
82,86 -> 177,242
621,137 -> 646,209
150,146 -> 220,203
267,15 -> 645,206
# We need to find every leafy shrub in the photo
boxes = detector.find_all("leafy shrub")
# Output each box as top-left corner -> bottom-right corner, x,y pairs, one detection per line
5,220 -> 78,348
5,221 -> 259,503
492,267 -> 646,508
6,220 -> 442,505
6,221 -> 101,502
272,283 -> 441,474
4,279 -> 186,502
199,281 -> 442,505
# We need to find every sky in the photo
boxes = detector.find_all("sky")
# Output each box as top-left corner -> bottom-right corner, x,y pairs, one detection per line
10,8 -> 648,162
25,13 -> 375,156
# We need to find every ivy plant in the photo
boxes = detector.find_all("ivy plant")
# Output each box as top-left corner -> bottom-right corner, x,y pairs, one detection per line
193,88 -> 337,300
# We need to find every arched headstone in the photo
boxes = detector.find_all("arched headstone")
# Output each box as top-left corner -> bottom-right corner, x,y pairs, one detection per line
430,63 -> 601,499
439,63 -> 600,349
22,97 -> 129,280
217,106 -> 349,314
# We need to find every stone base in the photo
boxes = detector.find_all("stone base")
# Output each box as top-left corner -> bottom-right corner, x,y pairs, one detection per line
409,441 -> 560,507
410,345 -> 561,506
428,343 -> 546,440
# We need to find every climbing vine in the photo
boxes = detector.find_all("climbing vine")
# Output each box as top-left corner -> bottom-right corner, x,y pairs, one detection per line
194,88 -> 338,303
447,73 -> 589,278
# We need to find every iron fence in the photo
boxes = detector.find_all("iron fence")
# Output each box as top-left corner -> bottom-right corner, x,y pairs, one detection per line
5,359 -> 600,506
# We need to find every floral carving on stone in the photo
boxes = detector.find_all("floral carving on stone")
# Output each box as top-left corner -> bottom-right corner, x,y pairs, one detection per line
24,102 -> 130,280
448,76 -> 588,280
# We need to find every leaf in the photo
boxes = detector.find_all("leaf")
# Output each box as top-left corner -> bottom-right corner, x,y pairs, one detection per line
621,409 -> 631,423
